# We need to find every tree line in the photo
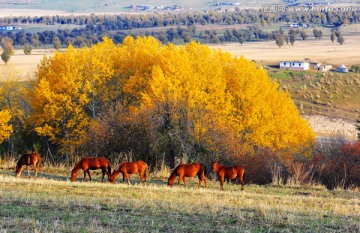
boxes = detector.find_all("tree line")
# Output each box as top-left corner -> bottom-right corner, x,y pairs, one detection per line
0,9 -> 358,28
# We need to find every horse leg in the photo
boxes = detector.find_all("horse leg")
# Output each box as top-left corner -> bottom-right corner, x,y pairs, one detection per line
101,168 -> 105,182
139,171 -> 143,184
240,179 -> 245,191
203,174 -> 208,188
33,162 -> 38,177
143,170 -> 147,183
220,176 -> 225,191
83,170 -> 87,182
239,173 -> 245,191
199,173 -> 208,188
183,177 -> 187,188
27,166 -> 30,176
178,175 -> 182,187
124,173 -> 130,185
87,170 -> 92,182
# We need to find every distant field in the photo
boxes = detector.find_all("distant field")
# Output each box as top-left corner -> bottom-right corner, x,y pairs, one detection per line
211,34 -> 360,67
0,171 -> 359,232
5,31 -> 360,77
0,0 -> 282,15
1,49 -> 56,78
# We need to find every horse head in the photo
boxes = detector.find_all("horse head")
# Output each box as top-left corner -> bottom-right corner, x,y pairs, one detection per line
167,172 -> 176,187
70,170 -> 77,181
108,172 -> 116,183
211,162 -> 220,172
15,164 -> 21,177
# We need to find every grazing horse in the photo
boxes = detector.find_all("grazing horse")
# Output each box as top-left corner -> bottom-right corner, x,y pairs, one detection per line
109,160 -> 148,185
168,163 -> 208,188
71,157 -> 111,182
211,162 -> 245,191
15,153 -> 42,177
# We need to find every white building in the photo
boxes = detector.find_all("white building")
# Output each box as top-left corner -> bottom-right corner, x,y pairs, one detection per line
280,61 -> 310,71
337,65 -> 348,73
314,63 -> 332,72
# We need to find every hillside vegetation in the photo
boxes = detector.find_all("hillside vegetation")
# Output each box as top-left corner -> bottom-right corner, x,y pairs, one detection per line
268,69 -> 360,122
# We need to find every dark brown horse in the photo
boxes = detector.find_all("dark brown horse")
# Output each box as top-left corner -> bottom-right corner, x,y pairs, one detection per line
109,160 -> 148,184
15,153 -> 42,177
71,157 -> 111,182
168,163 -> 208,188
212,162 -> 245,191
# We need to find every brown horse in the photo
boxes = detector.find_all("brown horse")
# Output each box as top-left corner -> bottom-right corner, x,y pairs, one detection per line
168,163 -> 208,188
71,157 -> 111,182
211,162 -> 245,191
15,153 -> 42,177
109,160 -> 148,184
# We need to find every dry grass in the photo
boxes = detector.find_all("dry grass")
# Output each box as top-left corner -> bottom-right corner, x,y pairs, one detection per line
0,170 -> 359,232
1,49 -> 56,78
304,115 -> 358,141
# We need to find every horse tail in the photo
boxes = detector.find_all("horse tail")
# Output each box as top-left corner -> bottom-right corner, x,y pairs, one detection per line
145,164 -> 149,178
37,155 -> 42,168
200,163 -> 207,180
240,168 -> 246,191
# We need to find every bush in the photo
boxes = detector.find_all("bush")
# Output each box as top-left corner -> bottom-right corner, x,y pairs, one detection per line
23,44 -> 32,55
312,141 -> 360,189
351,65 -> 360,73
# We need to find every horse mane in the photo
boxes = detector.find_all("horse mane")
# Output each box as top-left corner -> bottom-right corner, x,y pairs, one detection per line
17,154 -> 28,167
72,158 -> 84,173
16,156 -> 23,168
169,165 -> 180,179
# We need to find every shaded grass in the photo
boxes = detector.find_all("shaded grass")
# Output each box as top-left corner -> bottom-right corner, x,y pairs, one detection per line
0,172 -> 359,232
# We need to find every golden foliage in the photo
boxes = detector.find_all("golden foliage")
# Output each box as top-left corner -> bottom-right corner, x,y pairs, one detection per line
0,109 -> 12,143
27,36 -> 315,158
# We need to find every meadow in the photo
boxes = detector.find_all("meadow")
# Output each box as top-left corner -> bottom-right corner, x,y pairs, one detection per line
0,167 -> 359,232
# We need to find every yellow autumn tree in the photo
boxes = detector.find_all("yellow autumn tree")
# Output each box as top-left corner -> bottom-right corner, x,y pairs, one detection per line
0,109 -> 12,143
27,38 -> 115,153
0,65 -> 21,144
27,36 -> 315,161
121,38 -> 315,163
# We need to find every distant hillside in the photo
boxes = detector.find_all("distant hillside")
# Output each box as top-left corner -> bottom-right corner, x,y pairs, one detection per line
268,69 -> 360,122
0,0 -> 281,13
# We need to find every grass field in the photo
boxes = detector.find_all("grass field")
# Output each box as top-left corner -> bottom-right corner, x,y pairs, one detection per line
0,168 -> 359,232
2,49 -> 56,77
210,33 -> 360,67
